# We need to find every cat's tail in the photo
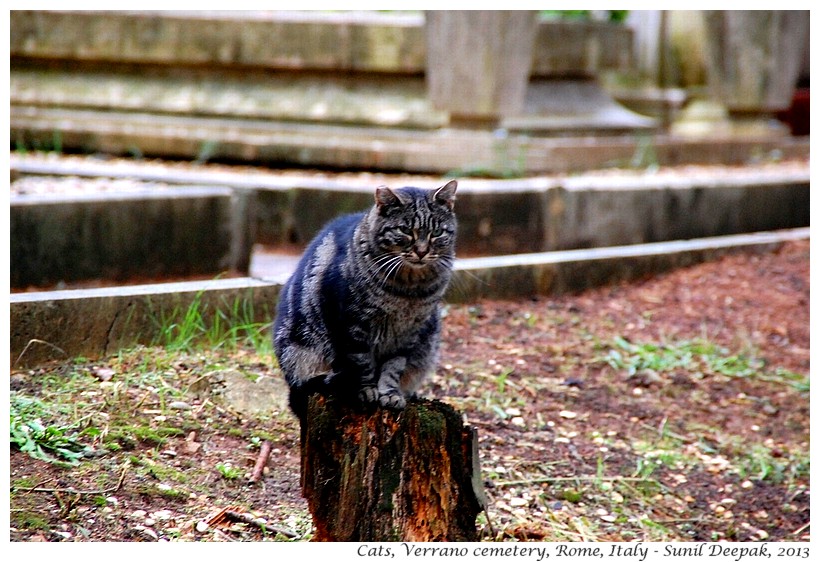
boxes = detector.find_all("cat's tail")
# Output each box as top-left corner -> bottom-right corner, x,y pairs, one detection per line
287,372 -> 358,425
287,376 -> 329,424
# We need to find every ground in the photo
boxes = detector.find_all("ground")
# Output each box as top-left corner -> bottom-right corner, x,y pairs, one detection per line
9,240 -> 810,542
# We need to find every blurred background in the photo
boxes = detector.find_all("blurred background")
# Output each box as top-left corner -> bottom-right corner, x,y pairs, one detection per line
9,10 -> 810,293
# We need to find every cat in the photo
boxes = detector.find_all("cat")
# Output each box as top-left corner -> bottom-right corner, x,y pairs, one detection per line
273,180 -> 458,422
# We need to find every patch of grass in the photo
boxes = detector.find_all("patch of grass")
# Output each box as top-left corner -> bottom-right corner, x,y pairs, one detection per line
216,462 -> 244,480
11,510 -> 51,531
132,455 -> 192,484
735,443 -> 810,484
602,336 -> 805,387
105,425 -> 185,449
150,291 -> 272,354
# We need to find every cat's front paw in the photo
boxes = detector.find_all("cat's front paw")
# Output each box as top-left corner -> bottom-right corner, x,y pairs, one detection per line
359,386 -> 380,404
379,392 -> 406,410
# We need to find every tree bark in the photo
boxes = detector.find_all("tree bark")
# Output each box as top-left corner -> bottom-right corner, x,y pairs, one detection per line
300,394 -> 486,541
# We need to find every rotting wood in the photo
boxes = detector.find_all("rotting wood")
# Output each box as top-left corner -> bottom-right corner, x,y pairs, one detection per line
300,394 -> 486,541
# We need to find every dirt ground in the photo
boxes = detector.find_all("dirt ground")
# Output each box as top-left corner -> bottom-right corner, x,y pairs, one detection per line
9,240 -> 810,542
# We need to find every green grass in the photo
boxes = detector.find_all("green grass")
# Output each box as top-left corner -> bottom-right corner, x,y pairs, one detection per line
602,336 -> 808,389
216,462 -> 244,480
150,290 -> 272,354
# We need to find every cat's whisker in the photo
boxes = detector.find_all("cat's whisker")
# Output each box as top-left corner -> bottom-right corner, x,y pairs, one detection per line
380,257 -> 406,290
372,253 -> 402,278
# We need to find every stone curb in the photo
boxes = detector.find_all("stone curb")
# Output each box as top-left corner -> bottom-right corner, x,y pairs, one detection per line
10,228 -> 808,368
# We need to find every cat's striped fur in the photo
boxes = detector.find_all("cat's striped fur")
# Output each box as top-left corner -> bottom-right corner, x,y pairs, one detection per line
273,181 -> 458,421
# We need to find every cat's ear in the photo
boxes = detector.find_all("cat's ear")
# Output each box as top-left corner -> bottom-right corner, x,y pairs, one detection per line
433,180 -> 457,210
375,186 -> 408,210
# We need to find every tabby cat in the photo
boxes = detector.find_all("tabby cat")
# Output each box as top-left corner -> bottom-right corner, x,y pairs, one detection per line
273,180 -> 458,421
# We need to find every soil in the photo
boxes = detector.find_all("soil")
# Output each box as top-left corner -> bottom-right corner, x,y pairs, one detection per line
9,240 -> 810,543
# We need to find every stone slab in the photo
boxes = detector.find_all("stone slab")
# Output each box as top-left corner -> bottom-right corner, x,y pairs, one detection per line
10,69 -> 449,130
10,185 -> 253,288
10,105 -> 810,174
10,11 -> 632,76
447,228 -> 809,302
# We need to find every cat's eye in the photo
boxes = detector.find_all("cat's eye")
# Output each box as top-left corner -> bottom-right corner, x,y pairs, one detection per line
432,227 -> 445,238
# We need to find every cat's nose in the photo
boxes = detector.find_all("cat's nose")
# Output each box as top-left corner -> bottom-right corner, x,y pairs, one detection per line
414,243 -> 429,259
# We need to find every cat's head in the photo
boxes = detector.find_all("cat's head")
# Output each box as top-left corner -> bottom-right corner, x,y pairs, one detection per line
368,180 -> 458,270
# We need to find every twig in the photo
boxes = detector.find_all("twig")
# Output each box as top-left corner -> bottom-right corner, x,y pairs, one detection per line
250,440 -> 273,483
792,521 -> 810,535
13,462 -> 129,495
223,510 -> 299,538
494,475 -> 664,487
13,338 -> 67,368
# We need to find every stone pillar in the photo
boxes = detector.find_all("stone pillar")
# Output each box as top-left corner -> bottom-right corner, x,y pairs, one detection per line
701,10 -> 808,135
425,11 -> 538,125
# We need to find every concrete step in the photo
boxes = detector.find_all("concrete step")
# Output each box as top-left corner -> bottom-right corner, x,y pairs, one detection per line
11,184 -> 253,289
10,228 -> 809,368
11,154 -> 809,289
11,104 -> 809,175
10,11 -> 633,77
10,68 -> 448,130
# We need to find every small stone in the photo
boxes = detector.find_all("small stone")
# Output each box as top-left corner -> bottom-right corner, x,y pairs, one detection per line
134,526 -> 158,541
558,410 -> 577,419
509,497 -> 528,507
168,401 -> 192,410
152,509 -> 173,521
94,367 -> 116,381
511,416 -> 525,427
195,521 -> 210,533
51,530 -> 72,540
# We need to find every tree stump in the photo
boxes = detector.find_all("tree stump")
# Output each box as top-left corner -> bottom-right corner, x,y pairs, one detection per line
300,395 -> 486,541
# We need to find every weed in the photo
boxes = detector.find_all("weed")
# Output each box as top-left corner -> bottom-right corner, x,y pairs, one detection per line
736,443 -> 810,484
602,336 -> 804,387
216,463 -> 244,480
10,394 -> 93,466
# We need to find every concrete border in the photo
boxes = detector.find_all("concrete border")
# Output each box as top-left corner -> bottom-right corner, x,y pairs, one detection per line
10,228 -> 809,368
11,157 -> 810,288
10,185 -> 254,288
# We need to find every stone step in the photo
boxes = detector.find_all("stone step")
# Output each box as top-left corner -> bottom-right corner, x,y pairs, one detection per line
10,228 -> 809,368
10,11 -> 632,77
11,154 -> 809,289
10,68 -> 448,130
10,105 -> 808,174
10,184 -> 253,289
